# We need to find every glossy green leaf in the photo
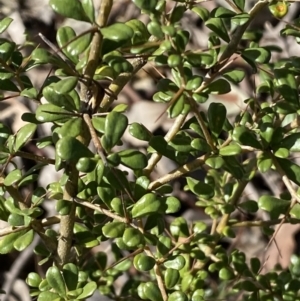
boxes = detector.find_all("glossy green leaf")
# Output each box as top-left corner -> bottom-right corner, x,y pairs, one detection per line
0,17 -> 13,34
81,0 -> 95,22
232,126 -> 261,149
133,0 -> 158,13
164,268 -> 180,288
185,52 -> 214,68
63,263 -> 78,292
129,122 -> 152,141
132,193 -> 164,218
46,266 -> 66,297
219,144 -> 242,156
77,281 -> 97,299
203,79 -> 231,95
165,196 -> 181,214
223,156 -> 244,179
231,13 -> 250,26
126,19 -> 150,45
239,200 -> 258,213
56,136 -> 93,162
14,123 -> 37,152
276,158 -> 300,185
0,230 -> 26,254
36,104 -> 72,123
38,291 -> 61,301
133,253 -> 155,271
73,223 -> 98,248
4,169 -> 22,186
278,133 -> 300,152
205,155 -> 224,169
258,195 -> 290,219
233,0 -> 245,10
207,103 -> 226,137
0,79 -> 19,92
205,18 -> 230,42
219,267 -> 235,280
168,291 -> 188,301
223,69 -> 245,83
192,6 -> 209,21
123,228 -> 144,247
164,255 -> 185,270
242,48 -> 271,64
53,77 -> 78,94
56,199 -> 72,215
211,7 -> 235,17
118,149 -> 147,170
274,68 -> 299,107
290,203 -> 300,219
58,118 -> 85,139
102,222 -> 126,238
186,177 -> 214,199
143,282 -> 163,301
76,157 -> 97,173
102,111 -> 128,151
170,217 -> 189,238
101,23 -> 134,42
49,0 -> 89,22
26,272 -> 42,288
0,41 -> 15,62
13,229 -> 34,251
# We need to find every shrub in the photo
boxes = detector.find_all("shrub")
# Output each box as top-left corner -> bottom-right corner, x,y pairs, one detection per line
0,0 -> 300,300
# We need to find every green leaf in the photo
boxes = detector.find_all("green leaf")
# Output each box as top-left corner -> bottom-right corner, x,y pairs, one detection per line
63,263 -> 78,291
219,267 -> 235,280
57,26 -> 92,57
165,196 -> 181,214
242,47 -> 271,64
205,18 -> 230,42
233,0 -> 245,10
4,169 -> 22,186
164,268 -> 180,289
203,79 -> 231,95
186,177 -> 214,199
56,199 -> 72,215
38,291 -> 61,301
102,111 -> 128,151
0,79 -> 19,92
77,281 -> 97,299
168,291 -> 188,301
223,69 -> 245,83
290,203 -> 300,219
231,13 -> 250,26
56,136 -> 94,162
276,158 -> 300,185
58,118 -> 85,139
164,255 -> 185,270
133,0 -> 158,13
46,266 -> 67,297
207,102 -> 227,137
257,153 -> 273,173
211,7 -> 235,18
0,17 -> 13,34
118,149 -> 147,170
49,0 -> 89,22
133,253 -> 156,271
81,0 -> 95,22
274,68 -> 299,107
15,123 -> 37,151
279,133 -> 300,152
219,144 -> 242,156
205,155 -> 224,169
26,272 -> 42,288
13,229 -> 34,251
125,19 -> 150,45
0,230 -> 27,254
223,156 -> 244,179
129,123 -> 152,141
185,52 -> 215,68
53,77 -> 78,94
132,193 -> 164,218
0,41 -> 15,62
123,228 -> 144,247
102,222 -> 126,238
143,282 -> 163,301
232,126 -> 261,149
192,6 -> 209,21
258,195 -> 290,219
101,23 -> 134,42
36,103 -> 72,123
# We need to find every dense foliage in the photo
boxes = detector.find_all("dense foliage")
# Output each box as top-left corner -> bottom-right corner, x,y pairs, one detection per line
1,0 -> 300,300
